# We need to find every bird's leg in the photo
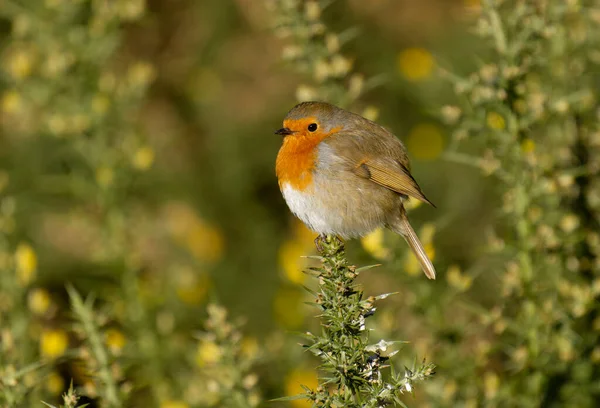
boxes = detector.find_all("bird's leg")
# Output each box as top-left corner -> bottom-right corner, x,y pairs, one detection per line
314,234 -> 327,253
314,234 -> 345,255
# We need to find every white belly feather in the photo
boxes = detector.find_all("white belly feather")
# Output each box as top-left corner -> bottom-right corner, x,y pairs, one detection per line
281,183 -> 342,235
280,182 -> 386,238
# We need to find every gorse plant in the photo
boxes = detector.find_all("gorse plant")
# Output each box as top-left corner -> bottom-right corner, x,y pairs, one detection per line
0,1 -> 261,407
266,0 -> 382,115
289,236 -> 434,407
427,0 -> 600,406
194,304 -> 262,407
68,287 -> 122,407
1,0 -> 155,404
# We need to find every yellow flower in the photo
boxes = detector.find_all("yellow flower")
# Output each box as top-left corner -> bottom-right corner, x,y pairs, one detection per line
175,268 -> 211,305
361,228 -> 390,260
591,347 -> 600,363
241,336 -> 259,359
196,340 -> 222,367
96,166 -> 114,187
46,371 -> 64,395
330,55 -> 352,77
279,222 -> 317,284
404,252 -> 421,276
127,61 -> 155,87
486,112 -> 506,130
7,49 -> 34,79
424,243 -> 436,261
16,243 -> 37,286
304,1 -> 321,21
186,224 -> 224,263
273,287 -> 305,329
28,288 -> 51,315
160,401 -> 188,408
521,139 -> 535,154
285,369 -> 318,408
293,220 -> 317,242
420,223 -> 436,243
279,239 -> 308,284
397,48 -> 434,81
362,106 -> 379,121
2,90 -> 21,114
560,214 -> 580,233
407,124 -> 445,160
40,329 -> 68,359
132,146 -> 155,171
404,198 -> 423,211
105,328 -> 126,355
446,265 -> 472,291
296,85 -> 318,102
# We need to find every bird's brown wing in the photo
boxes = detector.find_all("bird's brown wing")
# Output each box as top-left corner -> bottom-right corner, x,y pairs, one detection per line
323,125 -> 434,206
354,160 -> 435,207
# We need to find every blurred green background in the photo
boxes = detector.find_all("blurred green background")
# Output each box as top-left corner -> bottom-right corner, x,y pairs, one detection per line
1,0 -> 599,407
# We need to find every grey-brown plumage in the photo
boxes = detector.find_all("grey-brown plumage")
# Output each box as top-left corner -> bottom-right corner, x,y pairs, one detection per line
276,101 -> 437,279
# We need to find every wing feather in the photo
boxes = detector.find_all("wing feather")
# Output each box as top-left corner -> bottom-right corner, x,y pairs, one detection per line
357,161 -> 435,207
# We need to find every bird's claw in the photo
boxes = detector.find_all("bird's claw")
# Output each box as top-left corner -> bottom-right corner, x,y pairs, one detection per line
314,234 -> 344,255
314,234 -> 327,253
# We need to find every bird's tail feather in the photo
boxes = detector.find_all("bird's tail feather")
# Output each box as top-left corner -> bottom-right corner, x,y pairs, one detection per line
391,211 -> 436,280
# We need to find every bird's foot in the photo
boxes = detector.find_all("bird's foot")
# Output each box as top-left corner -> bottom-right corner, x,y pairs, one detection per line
314,234 -> 327,253
314,234 -> 344,255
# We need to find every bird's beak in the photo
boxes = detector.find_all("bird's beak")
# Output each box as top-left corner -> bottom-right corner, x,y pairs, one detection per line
275,127 -> 294,136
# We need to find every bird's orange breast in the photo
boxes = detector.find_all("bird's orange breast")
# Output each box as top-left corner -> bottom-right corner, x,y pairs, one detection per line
276,135 -> 319,191
275,120 -> 341,191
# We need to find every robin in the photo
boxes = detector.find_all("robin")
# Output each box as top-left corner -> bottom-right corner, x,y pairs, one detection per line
275,101 -> 436,279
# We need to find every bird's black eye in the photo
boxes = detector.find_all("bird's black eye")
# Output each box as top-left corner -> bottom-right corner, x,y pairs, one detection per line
308,123 -> 318,132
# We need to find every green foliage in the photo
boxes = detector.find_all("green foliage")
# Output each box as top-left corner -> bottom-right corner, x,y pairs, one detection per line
429,0 -> 600,406
68,287 -> 122,407
194,304 -> 261,407
266,0 -> 382,111
296,236 -> 434,407
0,0 -> 599,407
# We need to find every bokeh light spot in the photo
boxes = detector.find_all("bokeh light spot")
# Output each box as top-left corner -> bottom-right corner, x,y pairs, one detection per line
40,328 -> 68,359
285,368 -> 319,408
397,48 -> 434,81
273,287 -> 305,329
407,123 -> 445,160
